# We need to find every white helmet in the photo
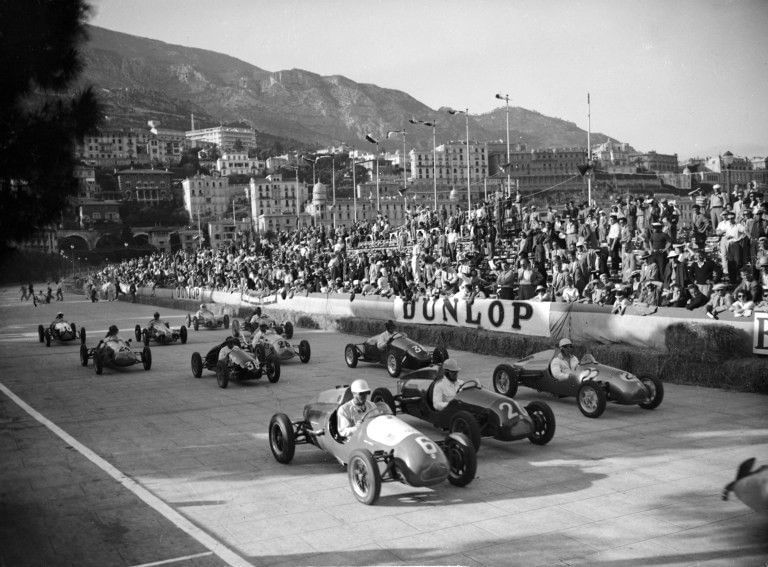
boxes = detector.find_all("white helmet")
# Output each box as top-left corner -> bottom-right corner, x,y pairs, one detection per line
350,379 -> 371,394
443,358 -> 461,372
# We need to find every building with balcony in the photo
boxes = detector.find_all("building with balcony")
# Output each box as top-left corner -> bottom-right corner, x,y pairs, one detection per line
216,152 -> 262,176
77,129 -> 150,168
185,125 -> 256,151
409,141 -> 488,184
182,173 -> 242,222
146,122 -> 187,166
246,173 -> 308,223
117,169 -> 174,203
632,151 -> 679,173
591,140 -> 636,167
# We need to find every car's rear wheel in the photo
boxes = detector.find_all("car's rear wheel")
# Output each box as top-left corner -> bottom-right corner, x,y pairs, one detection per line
38,325 -> 44,343
344,344 -> 358,368
191,352 -> 203,378
80,344 -> 89,367
223,315 -> 230,329
578,382 -> 607,418
298,340 -> 311,363
95,355 -> 103,375
216,360 -> 229,388
70,323 -> 77,336
432,346 -> 449,365
142,347 -> 152,370
142,329 -> 150,346
186,314 -> 191,327
492,364 -> 519,398
283,321 -> 294,340
266,359 -> 280,383
386,350 -> 402,377
348,449 -> 381,505
254,344 -> 266,363
134,325 -> 142,342
45,330 -> 51,347
638,375 -> 664,410
180,325 -> 187,345
526,401 -> 556,445
449,410 -> 482,452
79,327 -> 86,345
193,318 -> 199,331
445,432 -> 477,487
371,387 -> 396,415
269,413 -> 295,464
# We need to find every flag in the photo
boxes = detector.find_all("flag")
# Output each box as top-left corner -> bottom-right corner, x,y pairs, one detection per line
365,134 -> 378,144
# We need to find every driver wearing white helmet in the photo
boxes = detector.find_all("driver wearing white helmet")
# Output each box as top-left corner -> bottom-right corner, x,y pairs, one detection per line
550,338 -> 579,382
432,358 -> 464,411
337,379 -> 377,438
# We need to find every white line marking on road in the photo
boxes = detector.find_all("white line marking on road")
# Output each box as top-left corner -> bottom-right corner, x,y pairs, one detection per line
129,551 -> 214,567
0,381 -> 253,567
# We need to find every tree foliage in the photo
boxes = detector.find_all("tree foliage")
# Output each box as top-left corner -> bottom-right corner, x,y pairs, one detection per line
0,0 -> 102,247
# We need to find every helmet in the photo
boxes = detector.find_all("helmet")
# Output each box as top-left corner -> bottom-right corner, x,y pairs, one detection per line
108,325 -> 118,335
57,312 -> 63,318
385,319 -> 396,332
225,336 -> 236,348
259,323 -> 269,332
200,304 -> 206,310
153,312 -> 160,320
558,338 -> 573,348
254,306 -> 262,316
443,358 -> 461,372
350,379 -> 371,394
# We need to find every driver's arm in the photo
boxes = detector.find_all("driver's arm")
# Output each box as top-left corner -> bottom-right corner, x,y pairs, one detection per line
550,355 -> 575,381
375,331 -> 391,350
432,380 -> 451,411
337,403 -> 356,437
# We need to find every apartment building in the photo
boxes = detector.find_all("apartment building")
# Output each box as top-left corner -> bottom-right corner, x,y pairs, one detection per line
186,125 -> 256,151
409,141 -> 488,183
118,169 -> 174,203
216,152 -> 262,176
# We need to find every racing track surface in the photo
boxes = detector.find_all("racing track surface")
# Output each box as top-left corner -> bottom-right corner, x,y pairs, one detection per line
0,287 -> 767,567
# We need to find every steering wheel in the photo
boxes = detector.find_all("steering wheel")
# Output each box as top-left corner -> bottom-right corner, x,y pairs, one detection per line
360,405 -> 389,423
457,380 -> 481,393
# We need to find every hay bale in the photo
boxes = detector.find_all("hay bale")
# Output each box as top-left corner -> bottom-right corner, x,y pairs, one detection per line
296,315 -> 320,329
659,355 -> 723,387
718,359 -> 768,394
665,322 -> 750,363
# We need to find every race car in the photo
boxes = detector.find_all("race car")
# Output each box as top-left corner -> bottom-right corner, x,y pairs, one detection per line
344,332 -> 449,377
80,338 -> 151,375
268,385 -> 477,505
232,320 -> 310,364
371,367 -> 555,451
233,313 -> 294,339
38,319 -> 86,347
722,457 -> 768,514
134,321 -> 187,346
492,349 -> 664,419
186,304 -> 230,331
190,340 -> 280,388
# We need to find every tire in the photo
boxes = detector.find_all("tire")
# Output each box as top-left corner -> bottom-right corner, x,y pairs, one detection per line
371,387 -> 396,414
95,355 -> 103,375
193,318 -> 199,331
191,352 -> 203,378
79,327 -> 86,345
266,359 -> 281,383
283,321 -> 294,340
142,329 -> 150,346
269,413 -> 295,464
526,401 -> 556,445
232,319 -> 240,336
38,325 -> 44,343
386,349 -> 402,378
638,375 -> 664,410
134,325 -> 142,342
142,346 -> 152,370
254,344 -> 266,363
578,382 -> 607,418
45,330 -> 51,347
348,449 -> 381,505
186,314 -> 191,327
298,340 -> 311,363
432,346 -> 449,365
180,326 -> 187,345
492,364 -> 519,398
344,344 -> 358,368
223,314 -> 230,329
449,410 -> 482,452
80,344 -> 89,367
215,360 -> 229,388
70,323 -> 77,336
445,432 -> 477,487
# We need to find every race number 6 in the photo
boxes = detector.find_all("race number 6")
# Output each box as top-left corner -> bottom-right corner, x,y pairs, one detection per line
415,436 -> 439,459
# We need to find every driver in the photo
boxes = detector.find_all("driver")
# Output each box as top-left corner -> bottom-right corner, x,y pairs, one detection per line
51,312 -> 65,327
550,337 -> 579,382
251,323 -> 273,350
218,336 -> 240,362
365,320 -> 397,352
337,379 -> 377,438
198,303 -> 214,317
432,358 -> 464,411
149,312 -> 165,328
249,306 -> 266,326
97,324 -> 121,350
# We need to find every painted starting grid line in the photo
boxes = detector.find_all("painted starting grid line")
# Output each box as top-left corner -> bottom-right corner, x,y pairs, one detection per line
129,551 -> 214,567
0,381 -> 253,567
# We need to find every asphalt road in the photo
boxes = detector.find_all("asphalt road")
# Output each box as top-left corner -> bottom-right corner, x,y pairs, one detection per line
0,288 -> 766,567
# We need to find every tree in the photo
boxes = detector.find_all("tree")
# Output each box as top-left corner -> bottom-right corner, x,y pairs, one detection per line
0,1 -> 102,250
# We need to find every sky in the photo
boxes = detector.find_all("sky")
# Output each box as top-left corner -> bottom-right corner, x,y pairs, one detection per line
89,0 -> 768,161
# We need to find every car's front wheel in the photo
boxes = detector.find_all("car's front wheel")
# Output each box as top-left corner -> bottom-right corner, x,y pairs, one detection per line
134,325 -> 142,342
44,330 -> 51,347
191,352 -> 203,378
223,315 -> 230,329
526,401 -> 556,445
348,449 -> 381,505
492,364 -> 519,398
445,432 -> 477,487
298,340 -> 311,363
79,327 -> 86,345
577,382 -> 607,418
283,321 -> 294,340
180,325 -> 187,345
638,375 -> 664,410
386,350 -> 402,377
80,344 -> 89,367
216,361 -> 229,388
142,347 -> 152,370
269,413 -> 295,464
432,346 -> 449,365
449,410 -> 482,452
266,359 -> 280,383
344,344 -> 358,368
38,325 -> 45,343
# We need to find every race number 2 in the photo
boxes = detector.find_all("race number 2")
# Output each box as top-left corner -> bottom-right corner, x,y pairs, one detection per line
498,402 -> 518,420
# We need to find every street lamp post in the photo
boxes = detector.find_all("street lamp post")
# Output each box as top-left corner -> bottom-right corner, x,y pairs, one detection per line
365,134 -> 380,211
409,118 -> 438,209
447,107 -> 471,212
495,93 -> 511,198
70,245 -> 75,278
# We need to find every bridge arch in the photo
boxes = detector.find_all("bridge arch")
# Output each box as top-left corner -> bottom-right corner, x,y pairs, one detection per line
58,234 -> 89,252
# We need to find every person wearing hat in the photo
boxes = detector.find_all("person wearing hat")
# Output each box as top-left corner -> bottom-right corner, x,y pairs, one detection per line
365,320 -> 398,352
638,252 -> 659,285
648,221 -> 671,278
432,358 -> 464,411
337,379 -> 377,438
611,284 -> 632,314
709,184 -> 726,229
734,267 -> 760,302
706,283 -> 733,319
531,284 -> 550,302
720,210 -> 747,284
550,338 -> 579,383
51,311 -> 65,328
749,209 -> 767,262
663,250 -> 687,291
691,204 -> 711,249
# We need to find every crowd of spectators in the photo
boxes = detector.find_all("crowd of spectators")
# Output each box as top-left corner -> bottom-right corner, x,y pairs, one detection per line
87,181 -> 768,319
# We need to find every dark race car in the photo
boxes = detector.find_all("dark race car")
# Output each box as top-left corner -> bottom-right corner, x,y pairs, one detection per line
231,320 -> 308,363
80,338 -> 151,375
186,307 -> 230,331
190,341 -> 280,388
344,332 -> 449,377
134,321 -> 187,346
371,367 -> 555,451
234,315 -> 294,340
492,349 -> 664,419
38,320 -> 86,347
268,385 -> 477,505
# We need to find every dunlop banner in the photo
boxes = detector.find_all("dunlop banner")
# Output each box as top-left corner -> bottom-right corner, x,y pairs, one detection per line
394,297 -> 550,337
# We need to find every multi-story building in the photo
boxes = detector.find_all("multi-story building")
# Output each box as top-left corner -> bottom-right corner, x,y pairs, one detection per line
265,155 -> 290,172
246,173 -> 310,232
216,152 -> 262,176
484,145 -> 586,196
185,125 -> 256,151
751,156 -> 767,170
77,128 -> 150,167
147,121 -> 187,166
409,141 -> 488,184
117,169 -> 174,203
705,152 -> 753,190
73,165 -> 98,199
632,151 -> 679,173
591,140 -> 636,167
78,200 -> 122,226
182,173 -> 242,222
